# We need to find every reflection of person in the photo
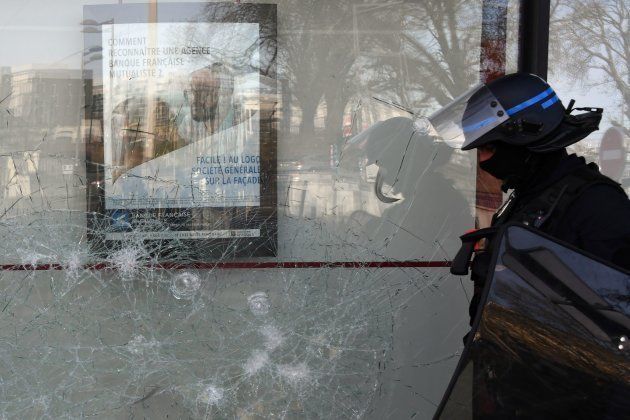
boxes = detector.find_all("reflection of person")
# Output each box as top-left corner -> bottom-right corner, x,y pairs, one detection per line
344,117 -> 471,257
179,63 -> 239,142
440,73 -> 630,324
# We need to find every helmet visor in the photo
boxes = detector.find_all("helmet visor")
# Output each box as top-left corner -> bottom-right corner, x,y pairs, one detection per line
428,84 -> 509,150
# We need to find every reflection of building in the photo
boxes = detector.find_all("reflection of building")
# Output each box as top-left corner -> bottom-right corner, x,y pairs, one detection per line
0,67 -> 12,135
0,67 -> 11,102
9,65 -> 85,134
84,82 -> 103,143
282,171 -> 380,220
225,73 -> 273,136
0,66 -> 89,204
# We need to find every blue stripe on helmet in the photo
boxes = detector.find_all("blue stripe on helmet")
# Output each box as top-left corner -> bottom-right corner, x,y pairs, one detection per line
541,94 -> 559,109
506,87 -> 554,116
463,116 -> 498,133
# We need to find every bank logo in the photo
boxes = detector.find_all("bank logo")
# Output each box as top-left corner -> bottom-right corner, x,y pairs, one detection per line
111,210 -> 132,230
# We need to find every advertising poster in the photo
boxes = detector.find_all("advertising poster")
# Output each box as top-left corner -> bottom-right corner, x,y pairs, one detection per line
83,3 -> 277,258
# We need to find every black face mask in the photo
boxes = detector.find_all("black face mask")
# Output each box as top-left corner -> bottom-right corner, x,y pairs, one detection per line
479,143 -> 531,182
480,143 -> 567,191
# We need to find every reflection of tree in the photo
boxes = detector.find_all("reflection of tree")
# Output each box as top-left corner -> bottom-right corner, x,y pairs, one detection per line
200,3 -> 278,76
552,0 -> 629,123
201,1 -> 487,147
401,1 -> 482,107
281,1 -> 356,139
283,0 -> 485,144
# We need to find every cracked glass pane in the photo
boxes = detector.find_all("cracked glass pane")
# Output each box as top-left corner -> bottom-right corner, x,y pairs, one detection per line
0,1 -> 518,418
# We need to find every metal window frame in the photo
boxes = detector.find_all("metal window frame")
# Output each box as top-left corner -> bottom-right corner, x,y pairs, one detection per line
518,0 -> 551,79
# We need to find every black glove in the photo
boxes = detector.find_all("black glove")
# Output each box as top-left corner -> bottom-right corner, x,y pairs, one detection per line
468,251 -> 492,325
470,251 -> 492,285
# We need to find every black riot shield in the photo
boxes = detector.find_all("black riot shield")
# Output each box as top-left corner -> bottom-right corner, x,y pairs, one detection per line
435,223 -> 630,419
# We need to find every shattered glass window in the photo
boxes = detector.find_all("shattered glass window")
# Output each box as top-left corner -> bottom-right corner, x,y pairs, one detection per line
0,1 -> 516,418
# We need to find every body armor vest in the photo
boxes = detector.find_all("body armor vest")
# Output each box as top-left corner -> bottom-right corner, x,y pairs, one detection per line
491,162 -> 627,235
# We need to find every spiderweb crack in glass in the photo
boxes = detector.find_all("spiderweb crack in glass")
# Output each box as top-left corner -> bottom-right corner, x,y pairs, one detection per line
0,97 -> 472,419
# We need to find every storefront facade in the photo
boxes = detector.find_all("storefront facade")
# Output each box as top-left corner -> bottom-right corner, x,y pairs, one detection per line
0,0 -> 627,418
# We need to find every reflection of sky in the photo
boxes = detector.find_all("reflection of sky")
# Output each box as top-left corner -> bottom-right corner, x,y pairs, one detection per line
547,3 -> 628,147
506,227 -> 630,309
1,0 -> 624,137
0,0 -> 118,68
549,69 -> 625,147
0,2 -> 260,70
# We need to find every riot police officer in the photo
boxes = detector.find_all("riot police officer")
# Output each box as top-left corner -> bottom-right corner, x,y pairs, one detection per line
430,72 -> 630,323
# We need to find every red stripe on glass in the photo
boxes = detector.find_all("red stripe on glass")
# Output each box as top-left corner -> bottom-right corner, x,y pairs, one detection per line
0,261 -> 451,271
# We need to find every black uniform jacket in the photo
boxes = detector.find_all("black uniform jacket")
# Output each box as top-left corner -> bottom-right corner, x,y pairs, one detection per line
506,152 -> 630,270
467,152 -> 630,324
